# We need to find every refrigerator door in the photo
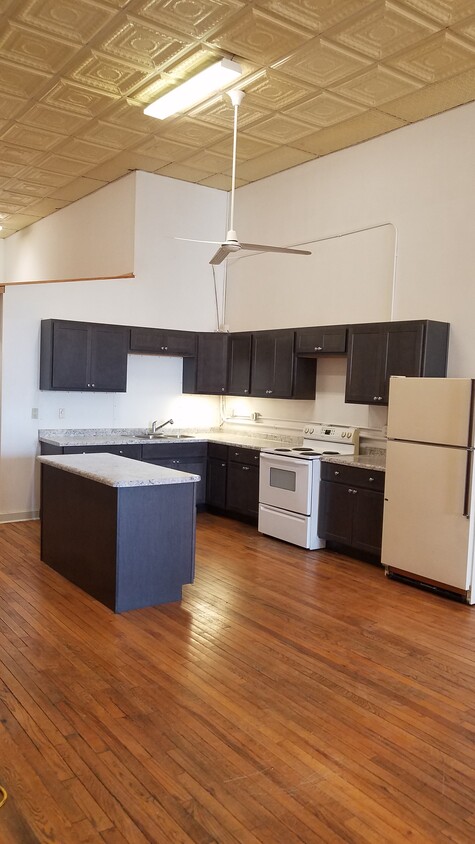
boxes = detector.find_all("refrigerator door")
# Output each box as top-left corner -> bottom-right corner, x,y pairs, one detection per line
387,377 -> 474,447
382,440 -> 471,590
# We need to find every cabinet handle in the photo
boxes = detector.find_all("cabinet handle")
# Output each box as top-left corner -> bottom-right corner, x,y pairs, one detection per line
334,470 -> 340,476
348,488 -> 358,494
221,387 -> 225,392
221,463 -> 226,467
242,465 -> 250,471
369,477 -> 374,482
315,345 -> 323,351
91,383 -> 95,388
244,389 -> 248,393
119,450 -> 123,454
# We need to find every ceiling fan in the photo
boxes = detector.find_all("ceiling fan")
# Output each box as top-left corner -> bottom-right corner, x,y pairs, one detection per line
177,89 -> 312,265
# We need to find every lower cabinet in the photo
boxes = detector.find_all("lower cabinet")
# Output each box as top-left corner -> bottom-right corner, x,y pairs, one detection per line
207,443 -> 260,521
141,442 -> 208,506
318,462 -> 385,557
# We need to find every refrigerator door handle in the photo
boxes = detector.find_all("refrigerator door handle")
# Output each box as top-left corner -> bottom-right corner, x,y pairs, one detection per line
463,448 -> 473,518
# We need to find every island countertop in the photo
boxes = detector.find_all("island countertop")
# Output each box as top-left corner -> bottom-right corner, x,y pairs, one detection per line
38,452 -> 200,488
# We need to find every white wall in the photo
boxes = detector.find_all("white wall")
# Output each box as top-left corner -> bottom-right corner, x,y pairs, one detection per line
0,172 -> 227,519
223,100 -> 475,431
4,175 -> 136,283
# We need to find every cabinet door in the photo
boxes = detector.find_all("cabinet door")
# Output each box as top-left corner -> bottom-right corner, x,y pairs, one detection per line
382,323 -> 424,401
226,461 -> 259,518
251,331 -> 294,397
90,325 -> 128,392
317,480 -> 353,544
194,333 -> 229,394
227,333 -> 252,396
351,488 -> 384,555
146,457 -> 206,505
296,326 -> 347,355
207,458 -> 227,509
51,322 -> 90,390
130,327 -> 196,357
345,326 -> 386,404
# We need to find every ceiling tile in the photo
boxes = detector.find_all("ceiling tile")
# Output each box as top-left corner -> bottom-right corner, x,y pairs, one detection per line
0,91 -> 29,120
235,145 -> 315,180
3,178 -> 53,198
0,161 -> 24,178
246,112 -> 318,142
286,90 -> 366,126
78,119 -> 145,148
84,155 -> 138,181
20,166 -> 73,187
37,153 -> 93,176
134,134 -> 198,161
450,13 -> 475,43
156,116 -> 229,147
71,52 -> 152,96
0,189 -> 35,207
0,23 -> 77,74
190,94 -> 269,128
102,99 -> 156,131
274,37 -> 372,86
403,0 -> 475,25
54,137 -> 117,164
99,16 -> 190,70
387,31 -> 475,82
16,0 -> 115,45
0,211 -> 43,229
292,108 -> 407,154
178,149 -> 231,172
136,0 -> 245,38
155,162 -> 213,181
208,7 -> 312,64
381,65 -> 475,118
199,173 -> 246,189
332,65 -> 423,106
0,58 -> 51,98
210,133 -> 277,160
41,79 -> 119,117
255,0 -> 376,33
18,102 -> 91,134
242,70 -> 316,110
327,0 -> 440,61
49,176 -> 108,201
0,122 -> 65,151
0,143 -> 43,166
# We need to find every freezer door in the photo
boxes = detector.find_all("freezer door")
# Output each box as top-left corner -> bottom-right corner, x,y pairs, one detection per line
387,377 -> 474,447
381,440 -> 471,589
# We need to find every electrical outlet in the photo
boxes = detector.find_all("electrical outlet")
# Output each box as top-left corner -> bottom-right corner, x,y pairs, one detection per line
59,408 -> 65,419
31,407 -> 38,419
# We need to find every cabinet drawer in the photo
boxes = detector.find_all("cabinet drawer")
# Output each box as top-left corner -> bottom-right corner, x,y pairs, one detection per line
141,441 -> 207,460
228,446 -> 260,464
320,461 -> 385,491
208,442 -> 228,460
64,444 -> 142,459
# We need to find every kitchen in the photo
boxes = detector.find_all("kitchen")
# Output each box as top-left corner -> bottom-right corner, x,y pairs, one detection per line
1,49 -> 475,844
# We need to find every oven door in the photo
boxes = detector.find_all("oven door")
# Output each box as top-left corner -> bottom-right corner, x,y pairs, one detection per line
259,453 -> 312,515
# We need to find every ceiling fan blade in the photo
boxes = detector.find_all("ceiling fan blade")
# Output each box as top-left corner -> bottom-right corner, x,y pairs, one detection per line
240,242 -> 312,256
209,243 -> 241,265
175,237 -> 222,245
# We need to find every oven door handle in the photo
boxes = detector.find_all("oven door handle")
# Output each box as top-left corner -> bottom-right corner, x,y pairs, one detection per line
259,454 -> 312,470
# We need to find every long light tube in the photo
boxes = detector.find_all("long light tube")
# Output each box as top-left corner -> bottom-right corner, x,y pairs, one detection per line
144,58 -> 242,120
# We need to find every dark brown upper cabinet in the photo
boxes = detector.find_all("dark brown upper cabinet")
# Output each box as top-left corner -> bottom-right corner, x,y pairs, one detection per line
345,320 -> 449,405
182,332 -> 229,395
227,332 -> 252,396
250,330 -> 316,400
295,325 -> 347,356
40,319 -> 129,392
129,327 -> 196,357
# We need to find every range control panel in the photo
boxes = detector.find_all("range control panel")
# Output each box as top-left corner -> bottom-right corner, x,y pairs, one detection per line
303,425 -> 359,446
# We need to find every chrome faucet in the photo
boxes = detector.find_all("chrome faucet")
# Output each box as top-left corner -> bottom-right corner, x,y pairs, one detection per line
151,418 -> 174,433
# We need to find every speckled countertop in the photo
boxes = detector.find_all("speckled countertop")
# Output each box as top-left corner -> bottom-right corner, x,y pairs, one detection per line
38,428 -> 300,451
321,453 -> 386,471
38,453 -> 200,488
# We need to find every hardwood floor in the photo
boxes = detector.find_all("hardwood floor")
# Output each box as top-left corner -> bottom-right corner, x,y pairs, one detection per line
1,515 -> 475,843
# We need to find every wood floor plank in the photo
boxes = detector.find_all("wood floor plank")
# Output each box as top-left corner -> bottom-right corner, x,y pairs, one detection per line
2,515 -> 475,841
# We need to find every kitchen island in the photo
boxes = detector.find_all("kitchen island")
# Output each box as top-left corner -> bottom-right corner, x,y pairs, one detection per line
38,453 -> 199,613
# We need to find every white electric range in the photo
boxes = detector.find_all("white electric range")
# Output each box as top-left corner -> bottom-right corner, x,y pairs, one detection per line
258,425 -> 359,549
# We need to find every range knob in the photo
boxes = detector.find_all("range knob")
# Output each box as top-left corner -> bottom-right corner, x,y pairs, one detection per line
341,432 -> 346,437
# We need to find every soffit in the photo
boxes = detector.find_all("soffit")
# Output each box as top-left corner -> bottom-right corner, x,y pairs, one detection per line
0,0 -> 475,237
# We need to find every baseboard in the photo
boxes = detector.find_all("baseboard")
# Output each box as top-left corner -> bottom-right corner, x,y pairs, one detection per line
0,511 -> 39,524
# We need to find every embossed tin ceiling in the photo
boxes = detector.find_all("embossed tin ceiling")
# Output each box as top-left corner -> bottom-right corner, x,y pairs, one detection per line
1,0 -> 475,237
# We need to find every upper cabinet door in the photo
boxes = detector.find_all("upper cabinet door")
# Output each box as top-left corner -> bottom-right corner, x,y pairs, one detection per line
182,332 -> 228,395
345,325 -> 386,404
227,333 -> 252,396
90,325 -> 129,392
50,322 -> 90,390
129,327 -> 196,357
251,331 -> 294,398
295,325 -> 347,355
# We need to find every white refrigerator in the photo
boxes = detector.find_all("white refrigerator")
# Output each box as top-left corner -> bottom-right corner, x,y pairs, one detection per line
381,377 -> 475,602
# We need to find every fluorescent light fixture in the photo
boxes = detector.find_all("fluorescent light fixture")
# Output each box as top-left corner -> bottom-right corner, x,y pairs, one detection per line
144,58 -> 242,120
